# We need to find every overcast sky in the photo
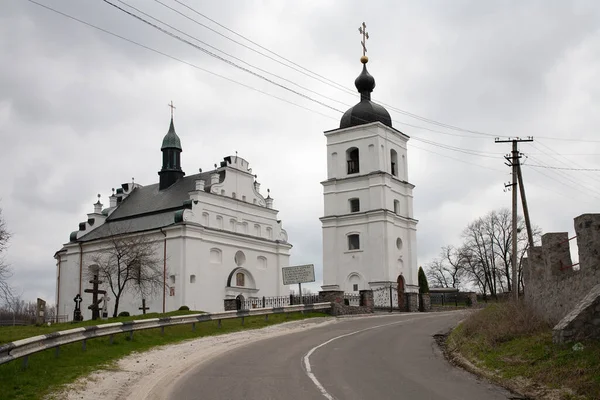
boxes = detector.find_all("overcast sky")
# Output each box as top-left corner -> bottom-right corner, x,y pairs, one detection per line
1,0 -> 600,302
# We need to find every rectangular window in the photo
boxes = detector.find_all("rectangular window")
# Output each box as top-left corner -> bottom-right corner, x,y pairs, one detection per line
353,284 -> 358,291
348,234 -> 360,250
190,275 -> 196,284
350,198 -> 360,213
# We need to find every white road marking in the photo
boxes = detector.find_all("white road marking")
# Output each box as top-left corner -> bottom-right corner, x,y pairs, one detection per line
302,312 -> 460,399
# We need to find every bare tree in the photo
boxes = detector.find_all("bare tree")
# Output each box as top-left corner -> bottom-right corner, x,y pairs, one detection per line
426,258 -> 451,288
0,207 -> 14,305
87,227 -> 165,317
459,208 -> 541,299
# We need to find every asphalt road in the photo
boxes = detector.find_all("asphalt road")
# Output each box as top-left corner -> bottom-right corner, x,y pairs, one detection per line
169,312 -> 513,400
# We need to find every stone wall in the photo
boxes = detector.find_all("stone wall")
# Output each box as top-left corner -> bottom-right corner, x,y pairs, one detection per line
419,293 -> 431,312
523,214 -> 600,342
553,284 -> 600,344
406,293 -> 418,312
319,290 -> 374,316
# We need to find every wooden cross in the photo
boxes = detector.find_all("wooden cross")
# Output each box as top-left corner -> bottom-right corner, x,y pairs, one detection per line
358,22 -> 369,56
84,275 -> 107,320
139,298 -> 150,315
168,100 -> 176,119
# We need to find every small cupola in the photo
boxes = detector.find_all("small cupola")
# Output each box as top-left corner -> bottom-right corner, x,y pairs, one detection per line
159,105 -> 185,190
339,56 -> 392,129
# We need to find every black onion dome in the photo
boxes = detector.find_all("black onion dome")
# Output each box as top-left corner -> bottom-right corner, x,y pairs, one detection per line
340,63 -> 392,129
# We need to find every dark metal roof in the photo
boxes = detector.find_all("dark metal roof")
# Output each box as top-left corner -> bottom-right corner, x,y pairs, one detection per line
107,171 -> 220,220
161,118 -> 182,150
339,63 -> 392,129
75,171 -> 224,242
77,211 -> 176,242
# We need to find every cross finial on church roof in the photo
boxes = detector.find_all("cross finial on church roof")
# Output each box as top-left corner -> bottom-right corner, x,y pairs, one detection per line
359,22 -> 369,56
168,100 -> 176,119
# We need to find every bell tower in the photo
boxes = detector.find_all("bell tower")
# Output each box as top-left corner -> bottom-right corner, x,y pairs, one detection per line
320,32 -> 418,294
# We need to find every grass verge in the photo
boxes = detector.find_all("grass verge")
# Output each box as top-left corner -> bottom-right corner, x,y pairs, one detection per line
447,302 -> 600,400
0,311 -> 328,400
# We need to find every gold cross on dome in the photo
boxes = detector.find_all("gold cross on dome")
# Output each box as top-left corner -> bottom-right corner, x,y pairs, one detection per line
358,22 -> 369,56
168,100 -> 176,118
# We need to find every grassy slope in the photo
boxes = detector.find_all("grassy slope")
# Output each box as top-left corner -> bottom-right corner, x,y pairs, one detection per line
448,303 -> 600,400
0,311 -> 328,400
0,310 -> 199,345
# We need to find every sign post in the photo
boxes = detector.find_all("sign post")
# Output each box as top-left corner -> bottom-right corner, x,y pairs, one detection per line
282,264 -> 316,305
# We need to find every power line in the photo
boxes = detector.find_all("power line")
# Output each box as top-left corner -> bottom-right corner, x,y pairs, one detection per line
102,0 -> 345,114
25,0 -> 338,122
525,164 -> 600,172
171,0 -> 353,95
101,1 -> 510,159
113,0 -> 349,108
153,0 -> 356,96
27,0 -> 598,173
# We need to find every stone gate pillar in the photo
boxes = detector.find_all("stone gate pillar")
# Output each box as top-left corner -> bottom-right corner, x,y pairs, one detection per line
359,290 -> 373,308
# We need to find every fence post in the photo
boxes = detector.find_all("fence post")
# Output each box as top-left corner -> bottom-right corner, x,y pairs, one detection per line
241,317 -> 245,326
265,314 -> 268,321
192,322 -> 196,332
218,319 -> 222,328
262,296 -> 265,308
161,326 -> 165,336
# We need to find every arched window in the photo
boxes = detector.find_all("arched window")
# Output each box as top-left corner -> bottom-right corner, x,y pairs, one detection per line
210,248 -> 222,264
348,234 -> 360,250
394,200 -> 400,214
216,215 -> 223,229
390,149 -> 398,176
232,192 -> 237,199
266,227 -> 273,239
349,198 -> 360,213
202,212 -> 209,226
254,224 -> 261,237
230,219 -> 236,231
236,272 -> 245,287
346,147 -> 359,174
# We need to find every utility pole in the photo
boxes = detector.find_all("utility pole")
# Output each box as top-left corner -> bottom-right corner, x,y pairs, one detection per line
495,137 -> 533,301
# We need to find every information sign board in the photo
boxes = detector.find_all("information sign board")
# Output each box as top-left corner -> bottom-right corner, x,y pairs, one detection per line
282,264 -> 315,285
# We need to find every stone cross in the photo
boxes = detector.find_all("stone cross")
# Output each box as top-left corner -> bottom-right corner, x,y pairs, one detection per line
73,294 -> 83,322
168,100 -> 176,119
85,275 -> 107,320
358,22 -> 369,56
139,298 -> 150,314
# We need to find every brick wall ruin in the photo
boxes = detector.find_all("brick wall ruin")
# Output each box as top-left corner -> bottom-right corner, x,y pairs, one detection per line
523,214 -> 600,343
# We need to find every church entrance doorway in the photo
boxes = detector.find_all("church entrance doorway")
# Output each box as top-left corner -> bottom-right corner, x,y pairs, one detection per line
235,294 -> 245,310
397,275 -> 405,311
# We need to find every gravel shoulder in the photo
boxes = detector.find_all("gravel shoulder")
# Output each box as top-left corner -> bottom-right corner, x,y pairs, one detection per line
48,317 -> 336,400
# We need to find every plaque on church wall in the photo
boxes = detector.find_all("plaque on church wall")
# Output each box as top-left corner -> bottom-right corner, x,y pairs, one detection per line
282,264 -> 315,285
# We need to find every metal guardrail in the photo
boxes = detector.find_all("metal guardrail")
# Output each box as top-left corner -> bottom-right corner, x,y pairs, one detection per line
0,302 -> 331,367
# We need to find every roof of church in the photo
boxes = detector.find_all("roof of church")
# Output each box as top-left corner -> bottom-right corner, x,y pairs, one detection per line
339,62 -> 392,129
76,171 -> 224,242
161,118 -> 182,150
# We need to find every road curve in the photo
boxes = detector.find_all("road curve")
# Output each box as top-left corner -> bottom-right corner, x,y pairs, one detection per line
168,311 -> 512,400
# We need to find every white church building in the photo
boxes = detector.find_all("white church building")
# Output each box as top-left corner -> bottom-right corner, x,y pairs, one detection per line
54,117 -> 291,319
320,56 -> 419,296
